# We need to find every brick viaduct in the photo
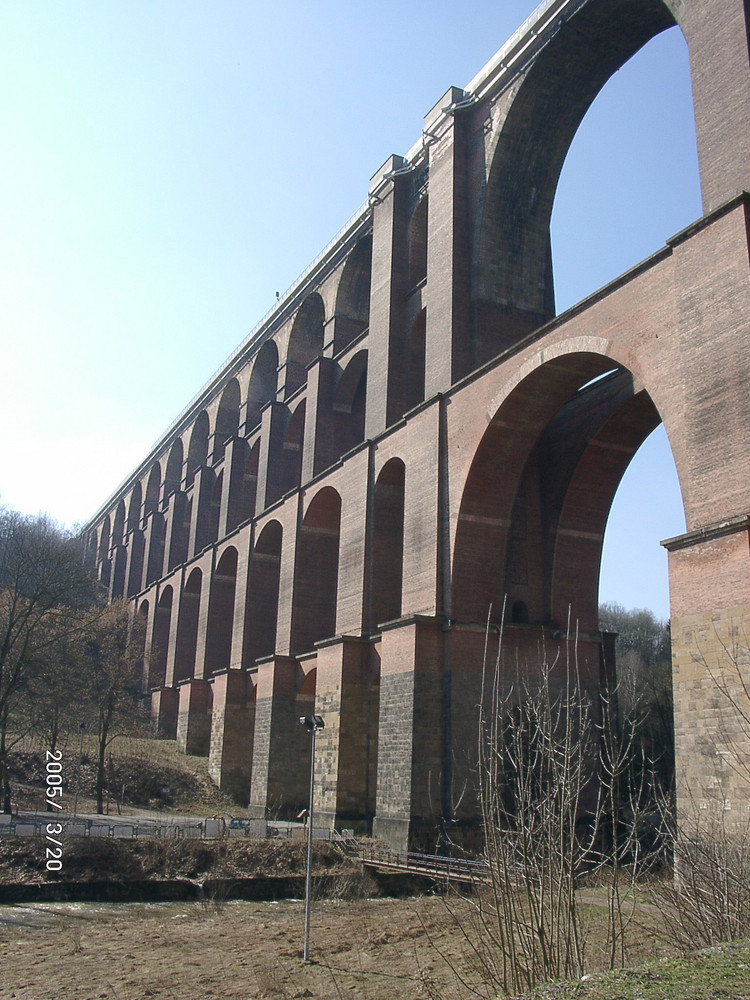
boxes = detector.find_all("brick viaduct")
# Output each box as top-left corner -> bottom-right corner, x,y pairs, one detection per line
83,0 -> 750,850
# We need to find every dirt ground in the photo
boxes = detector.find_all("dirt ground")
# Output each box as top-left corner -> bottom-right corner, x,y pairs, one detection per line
0,884 -> 685,1000
0,895 -> 486,1000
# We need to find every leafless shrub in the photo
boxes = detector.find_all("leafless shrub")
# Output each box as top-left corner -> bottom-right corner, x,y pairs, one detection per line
444,606 -> 659,997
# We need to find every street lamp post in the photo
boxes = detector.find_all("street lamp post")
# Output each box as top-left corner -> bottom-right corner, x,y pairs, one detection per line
299,714 -> 324,963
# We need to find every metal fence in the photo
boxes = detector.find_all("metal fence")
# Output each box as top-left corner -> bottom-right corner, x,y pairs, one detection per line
359,844 -> 490,882
0,813 -> 344,842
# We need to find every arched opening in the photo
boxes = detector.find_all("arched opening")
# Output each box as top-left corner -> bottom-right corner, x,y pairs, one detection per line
150,586 -> 173,689
186,411 -> 209,488
112,500 -> 126,545
370,458 -> 405,630
332,351 -> 367,462
286,293 -> 325,396
246,340 -> 279,431
290,487 -> 341,655
404,310 -> 426,414
145,513 -> 166,586
126,530 -> 145,598
126,483 -> 142,532
334,235 -> 372,353
167,492 -> 191,572
243,520 -> 283,664
227,438 -> 259,532
98,516 -> 111,562
452,354 -> 683,637
474,0 -> 682,363
213,379 -> 241,463
551,27 -> 701,313
277,400 -> 306,500
205,547 -> 238,675
408,196 -> 428,290
145,463 -> 161,516
136,601 -> 149,691
205,470 -> 223,547
175,568 -> 202,683
164,440 -> 183,497
111,545 -> 127,598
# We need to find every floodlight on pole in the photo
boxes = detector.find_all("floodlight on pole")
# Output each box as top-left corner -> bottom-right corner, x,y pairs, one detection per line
298,714 -> 324,963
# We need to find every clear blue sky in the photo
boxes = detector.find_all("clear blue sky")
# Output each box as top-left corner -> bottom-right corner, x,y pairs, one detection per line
0,1 -> 700,619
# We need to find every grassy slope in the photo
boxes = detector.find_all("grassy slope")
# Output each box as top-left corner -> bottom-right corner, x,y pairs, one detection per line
522,939 -> 750,1000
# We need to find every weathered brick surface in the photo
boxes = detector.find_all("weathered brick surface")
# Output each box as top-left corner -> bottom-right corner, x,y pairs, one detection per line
84,1 -> 750,848
208,670 -> 254,802
175,679 -> 213,756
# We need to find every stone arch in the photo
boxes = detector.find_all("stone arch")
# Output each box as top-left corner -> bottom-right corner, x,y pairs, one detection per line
145,513 -> 166,586
404,309 -> 426,414
332,351 -> 367,462
98,516 -> 111,562
474,0 -> 679,358
145,463 -> 161,515
246,340 -> 279,431
126,529 -> 146,598
277,400 -> 306,500
451,351 -> 681,635
186,411 -> 210,488
370,458 -> 405,630
334,235 -> 373,354
408,195 -> 428,289
127,482 -> 142,532
226,438 -> 259,533
112,544 -> 127,598
286,293 -> 325,396
243,520 -> 283,664
112,500 -> 126,545
136,601 -> 149,690
150,586 -> 173,689
175,568 -> 202,683
290,486 -> 342,654
206,470 -> 223,548
165,440 -> 183,496
205,547 -> 238,675
213,379 -> 241,463
167,492 -> 191,572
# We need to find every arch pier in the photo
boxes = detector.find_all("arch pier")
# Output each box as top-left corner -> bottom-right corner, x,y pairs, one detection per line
83,0 -> 750,850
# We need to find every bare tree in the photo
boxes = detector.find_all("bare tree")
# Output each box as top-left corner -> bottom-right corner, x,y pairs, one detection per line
75,599 -> 148,813
0,506 -> 96,811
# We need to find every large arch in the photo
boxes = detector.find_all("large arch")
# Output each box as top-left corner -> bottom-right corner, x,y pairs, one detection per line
243,520 -> 283,664
205,547 -> 238,675
246,340 -> 279,431
213,379 -> 241,463
290,487 -> 342,655
150,586 -> 173,689
145,463 -> 161,515
174,568 -> 202,683
186,411 -> 210,488
334,235 -> 373,354
332,351 -> 367,463
451,352 -> 679,636
164,440 -> 183,496
285,293 -> 325,396
474,0 -> 679,359
126,482 -> 142,532
370,458 -> 405,630
277,400 -> 306,500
